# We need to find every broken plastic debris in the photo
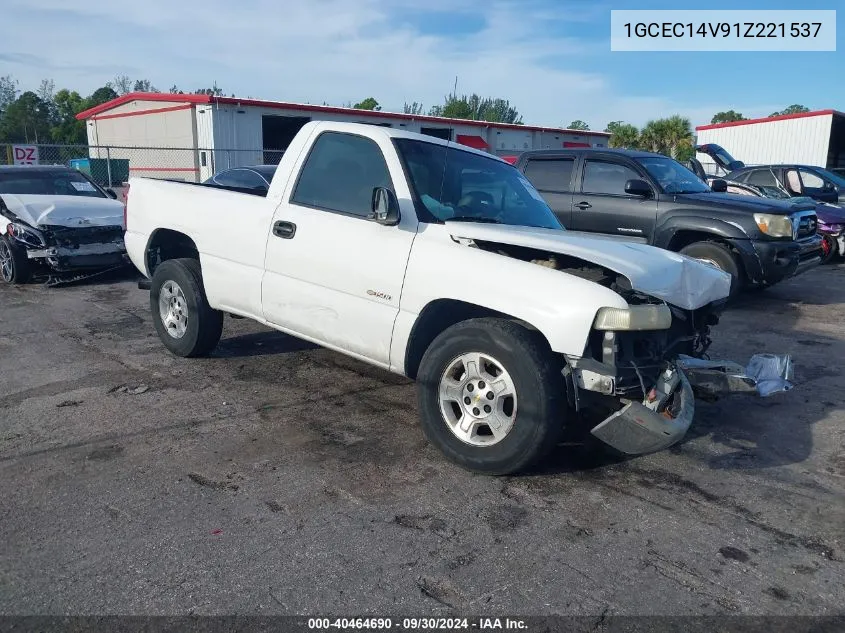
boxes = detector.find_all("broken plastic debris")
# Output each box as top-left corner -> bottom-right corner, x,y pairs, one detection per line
677,354 -> 793,398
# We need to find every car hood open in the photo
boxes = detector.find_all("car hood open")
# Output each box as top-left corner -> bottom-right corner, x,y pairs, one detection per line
0,194 -> 124,229
446,223 -> 732,310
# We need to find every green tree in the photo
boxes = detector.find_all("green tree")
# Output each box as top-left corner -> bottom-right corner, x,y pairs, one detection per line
403,101 -> 424,115
133,79 -> 159,92
769,104 -> 810,117
86,86 -> 119,108
711,110 -> 745,124
169,85 -> 184,94
194,82 -> 223,96
605,121 -> 639,149
0,91 -> 53,143
50,89 -> 87,144
661,115 -> 694,160
429,93 -> 522,124
567,120 -> 590,131
353,97 -> 381,111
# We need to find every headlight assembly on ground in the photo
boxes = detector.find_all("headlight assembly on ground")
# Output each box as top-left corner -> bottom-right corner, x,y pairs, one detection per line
593,304 -> 672,331
753,213 -> 793,238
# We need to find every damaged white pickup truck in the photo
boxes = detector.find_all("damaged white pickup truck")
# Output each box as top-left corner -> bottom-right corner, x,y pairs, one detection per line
124,121 -> 792,474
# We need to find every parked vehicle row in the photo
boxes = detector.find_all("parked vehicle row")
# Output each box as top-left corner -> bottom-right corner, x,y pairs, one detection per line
510,147 -> 823,296
121,121 -> 791,475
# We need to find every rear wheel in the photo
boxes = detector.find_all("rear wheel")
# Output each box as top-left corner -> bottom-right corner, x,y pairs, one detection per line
0,236 -> 32,284
150,258 -> 223,357
679,241 -> 742,297
416,318 -> 566,475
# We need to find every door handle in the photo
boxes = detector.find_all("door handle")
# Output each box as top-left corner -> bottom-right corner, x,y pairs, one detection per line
575,201 -> 592,210
272,221 -> 296,239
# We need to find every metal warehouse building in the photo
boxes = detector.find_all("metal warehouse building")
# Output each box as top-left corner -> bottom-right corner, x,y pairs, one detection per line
695,109 -> 845,173
76,92 -> 610,183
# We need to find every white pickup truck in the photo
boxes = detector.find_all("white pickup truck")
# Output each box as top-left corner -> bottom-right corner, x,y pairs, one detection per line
124,121 -> 792,474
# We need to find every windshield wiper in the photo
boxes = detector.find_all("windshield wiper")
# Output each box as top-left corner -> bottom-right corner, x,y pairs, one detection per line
445,216 -> 502,224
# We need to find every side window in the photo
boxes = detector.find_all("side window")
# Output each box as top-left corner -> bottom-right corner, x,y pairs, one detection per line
522,158 -> 575,192
799,169 -> 825,191
730,171 -> 751,183
581,160 -> 642,195
746,169 -> 778,187
291,132 -> 393,217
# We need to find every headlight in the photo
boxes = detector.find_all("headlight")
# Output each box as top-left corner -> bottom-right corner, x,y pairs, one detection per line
593,304 -> 672,331
6,222 -> 44,247
753,213 -> 793,238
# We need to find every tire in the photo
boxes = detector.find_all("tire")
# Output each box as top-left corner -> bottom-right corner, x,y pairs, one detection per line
679,241 -> 742,297
821,234 -> 837,264
149,258 -> 223,357
0,236 -> 32,284
416,318 -> 566,475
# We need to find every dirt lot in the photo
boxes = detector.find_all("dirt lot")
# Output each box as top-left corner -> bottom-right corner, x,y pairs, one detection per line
0,264 -> 843,617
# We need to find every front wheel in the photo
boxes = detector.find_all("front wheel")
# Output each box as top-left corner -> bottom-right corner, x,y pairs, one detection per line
150,258 -> 223,357
679,241 -> 742,297
416,318 -> 566,475
0,236 -> 32,284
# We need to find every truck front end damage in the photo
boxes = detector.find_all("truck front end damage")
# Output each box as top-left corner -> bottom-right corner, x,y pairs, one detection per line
563,296 -> 793,455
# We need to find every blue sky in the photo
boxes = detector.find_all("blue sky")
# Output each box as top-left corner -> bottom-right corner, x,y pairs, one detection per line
2,0 -> 842,130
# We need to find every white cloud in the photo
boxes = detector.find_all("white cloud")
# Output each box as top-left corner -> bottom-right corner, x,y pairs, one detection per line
2,0 -> 780,130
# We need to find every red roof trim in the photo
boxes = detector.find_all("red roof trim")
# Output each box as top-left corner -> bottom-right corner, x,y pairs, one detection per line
76,92 -> 611,137
91,103 -> 194,121
76,93 -> 211,120
695,109 -> 844,131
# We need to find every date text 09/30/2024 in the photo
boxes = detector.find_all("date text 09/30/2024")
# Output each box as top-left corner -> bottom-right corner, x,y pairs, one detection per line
307,618 -> 528,630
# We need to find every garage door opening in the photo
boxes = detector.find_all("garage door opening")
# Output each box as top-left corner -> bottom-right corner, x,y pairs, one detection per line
262,115 -> 311,164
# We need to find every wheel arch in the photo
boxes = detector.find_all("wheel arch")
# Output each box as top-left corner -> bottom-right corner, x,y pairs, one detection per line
402,298 -> 551,380
144,228 -> 200,276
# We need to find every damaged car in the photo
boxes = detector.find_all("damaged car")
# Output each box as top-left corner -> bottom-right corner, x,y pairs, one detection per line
0,165 -> 129,285
123,121 -> 794,475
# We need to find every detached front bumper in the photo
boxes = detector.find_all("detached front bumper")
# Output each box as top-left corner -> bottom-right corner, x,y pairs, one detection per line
564,353 -> 793,455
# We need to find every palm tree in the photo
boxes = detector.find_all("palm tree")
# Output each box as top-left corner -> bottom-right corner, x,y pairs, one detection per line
605,121 -> 640,149
639,119 -> 669,154
661,115 -> 694,160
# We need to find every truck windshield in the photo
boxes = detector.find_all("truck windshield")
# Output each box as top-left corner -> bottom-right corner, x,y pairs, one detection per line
635,157 -> 712,194
394,138 -> 562,230
0,169 -> 106,198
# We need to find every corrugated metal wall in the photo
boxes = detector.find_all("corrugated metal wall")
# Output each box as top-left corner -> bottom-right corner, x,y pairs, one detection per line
696,114 -> 833,168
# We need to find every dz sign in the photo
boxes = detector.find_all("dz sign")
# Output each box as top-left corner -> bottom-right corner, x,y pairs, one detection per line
12,145 -> 39,165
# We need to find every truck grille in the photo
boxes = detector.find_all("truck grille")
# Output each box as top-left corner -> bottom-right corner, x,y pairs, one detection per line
795,213 -> 818,240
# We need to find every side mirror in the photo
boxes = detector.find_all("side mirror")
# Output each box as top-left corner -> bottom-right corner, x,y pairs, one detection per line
711,179 -> 728,193
624,179 -> 652,197
370,187 -> 400,225
105,188 -> 118,199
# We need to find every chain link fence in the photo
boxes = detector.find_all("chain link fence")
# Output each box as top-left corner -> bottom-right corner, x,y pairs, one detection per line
1,144 -> 286,190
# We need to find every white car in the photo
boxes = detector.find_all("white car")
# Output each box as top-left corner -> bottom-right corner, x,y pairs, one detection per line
123,121 -> 791,474
0,165 -> 128,284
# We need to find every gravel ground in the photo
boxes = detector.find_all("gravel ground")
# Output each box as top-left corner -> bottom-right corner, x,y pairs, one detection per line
0,264 -> 843,617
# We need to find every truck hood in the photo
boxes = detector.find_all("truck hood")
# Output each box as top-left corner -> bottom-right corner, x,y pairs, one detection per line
676,192 -> 817,214
0,194 -> 124,229
445,223 -> 732,310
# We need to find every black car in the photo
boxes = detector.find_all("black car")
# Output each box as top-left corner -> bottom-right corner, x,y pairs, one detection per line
695,143 -> 845,205
514,148 -> 823,296
203,165 -> 278,194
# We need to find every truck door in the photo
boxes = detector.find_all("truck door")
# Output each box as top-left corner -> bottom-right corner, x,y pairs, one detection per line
520,155 -> 575,227
260,129 -> 416,365
569,157 -> 657,242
